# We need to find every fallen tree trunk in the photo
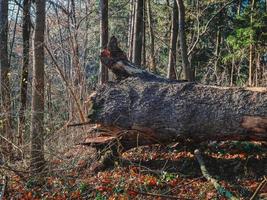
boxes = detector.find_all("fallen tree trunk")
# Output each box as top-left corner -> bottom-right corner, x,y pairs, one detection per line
86,38 -> 267,154
88,76 -> 267,149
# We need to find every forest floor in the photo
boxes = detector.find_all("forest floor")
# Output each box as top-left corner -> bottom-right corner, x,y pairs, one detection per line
2,128 -> 267,200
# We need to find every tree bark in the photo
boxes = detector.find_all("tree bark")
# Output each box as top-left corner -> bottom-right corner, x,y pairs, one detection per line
142,0 -> 146,67
146,0 -> 156,72
99,0 -> 109,84
18,0 -> 31,146
128,0 -> 135,61
133,0 -> 144,66
176,0 -> 193,81
249,0 -> 255,86
30,0 -> 46,175
92,51 -> 267,153
0,0 -> 12,151
167,1 -> 178,80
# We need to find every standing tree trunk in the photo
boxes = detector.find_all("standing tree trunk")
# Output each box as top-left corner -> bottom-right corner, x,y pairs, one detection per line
142,0 -> 146,67
133,0 -> 144,66
99,0 -> 109,84
167,1 -> 178,80
248,0 -> 255,86
30,0 -> 46,176
18,0 -> 31,146
176,0 -> 193,81
213,30 -> 221,84
128,0 -> 135,61
146,0 -> 156,72
0,0 -> 12,152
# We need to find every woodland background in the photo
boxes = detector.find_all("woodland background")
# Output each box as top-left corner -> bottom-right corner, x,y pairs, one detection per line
0,0 -> 266,199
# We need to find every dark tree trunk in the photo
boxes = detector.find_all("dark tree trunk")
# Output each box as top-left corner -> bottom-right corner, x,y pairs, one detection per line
128,0 -> 135,61
167,1 -> 178,80
133,0 -> 144,66
99,0 -> 109,84
176,0 -> 193,81
142,0 -> 146,67
30,0 -> 46,176
146,0 -> 156,72
0,0 -> 12,151
18,0 -> 31,146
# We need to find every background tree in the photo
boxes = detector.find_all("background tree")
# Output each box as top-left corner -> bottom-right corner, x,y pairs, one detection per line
133,0 -> 144,65
0,0 -> 12,155
176,0 -> 193,81
99,0 -> 109,84
18,0 -> 31,146
30,0 -> 46,175
167,1 -> 178,79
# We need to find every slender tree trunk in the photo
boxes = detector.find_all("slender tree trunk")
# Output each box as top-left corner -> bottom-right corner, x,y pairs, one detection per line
30,0 -> 46,175
176,0 -> 193,81
167,1 -> 178,80
99,0 -> 109,84
248,0 -> 255,86
128,0 -> 133,58
0,0 -> 12,152
214,30 -> 221,83
142,0 -> 146,67
133,0 -> 144,66
146,0 -> 156,72
18,0 -> 31,146
129,0 -> 135,61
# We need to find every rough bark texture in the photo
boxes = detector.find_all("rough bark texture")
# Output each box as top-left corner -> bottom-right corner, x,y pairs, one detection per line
167,1 -> 178,80
146,0 -> 156,72
89,77 -> 267,147
91,45 -> 267,152
18,0 -> 31,146
99,0 -> 109,84
30,0 -> 46,175
176,0 -> 193,81
0,0 -> 12,149
133,0 -> 144,65
87,43 -> 267,171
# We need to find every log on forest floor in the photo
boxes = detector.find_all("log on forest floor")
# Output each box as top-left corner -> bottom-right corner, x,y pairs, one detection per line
82,37 -> 267,171
87,76 -> 267,148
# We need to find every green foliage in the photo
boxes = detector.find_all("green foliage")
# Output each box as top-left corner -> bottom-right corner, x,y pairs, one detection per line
161,171 -> 177,182
95,192 -> 108,200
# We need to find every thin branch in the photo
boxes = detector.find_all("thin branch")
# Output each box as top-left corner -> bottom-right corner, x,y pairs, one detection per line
194,149 -> 239,200
188,0 -> 236,56
250,176 -> 267,200
44,44 -> 86,122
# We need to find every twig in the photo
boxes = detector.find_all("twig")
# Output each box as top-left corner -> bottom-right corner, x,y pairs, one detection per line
194,149 -> 239,200
250,176 -> 267,200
